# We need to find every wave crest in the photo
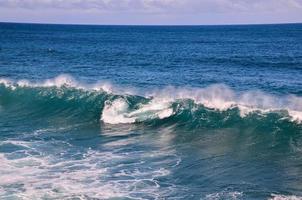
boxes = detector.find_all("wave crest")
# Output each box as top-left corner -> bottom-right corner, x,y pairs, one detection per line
1,75 -> 302,125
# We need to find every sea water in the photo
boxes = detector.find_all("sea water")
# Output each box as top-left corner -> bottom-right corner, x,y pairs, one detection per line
0,23 -> 302,199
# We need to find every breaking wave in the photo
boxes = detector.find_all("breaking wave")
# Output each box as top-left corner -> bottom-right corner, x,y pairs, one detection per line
1,75 -> 302,128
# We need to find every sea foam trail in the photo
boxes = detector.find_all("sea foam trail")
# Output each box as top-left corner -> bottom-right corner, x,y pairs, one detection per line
1,74 -> 302,124
269,194 -> 302,200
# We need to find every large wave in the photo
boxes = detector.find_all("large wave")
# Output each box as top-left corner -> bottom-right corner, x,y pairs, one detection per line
1,75 -> 302,128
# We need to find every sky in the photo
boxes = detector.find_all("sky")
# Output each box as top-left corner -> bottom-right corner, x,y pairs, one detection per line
0,0 -> 302,25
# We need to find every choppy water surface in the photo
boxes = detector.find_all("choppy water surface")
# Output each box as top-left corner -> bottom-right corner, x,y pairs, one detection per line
0,23 -> 302,199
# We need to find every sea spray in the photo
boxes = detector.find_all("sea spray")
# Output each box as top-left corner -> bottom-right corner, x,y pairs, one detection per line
1,75 -> 302,126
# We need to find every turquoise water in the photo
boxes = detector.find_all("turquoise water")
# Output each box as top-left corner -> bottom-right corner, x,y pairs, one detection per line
0,23 -> 302,199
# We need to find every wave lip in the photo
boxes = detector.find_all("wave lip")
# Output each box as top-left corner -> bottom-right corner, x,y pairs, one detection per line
0,74 -> 130,94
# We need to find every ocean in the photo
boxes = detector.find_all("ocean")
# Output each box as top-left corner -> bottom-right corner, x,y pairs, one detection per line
0,22 -> 302,199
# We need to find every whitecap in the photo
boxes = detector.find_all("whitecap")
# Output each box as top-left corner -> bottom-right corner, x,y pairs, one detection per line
101,98 -> 174,124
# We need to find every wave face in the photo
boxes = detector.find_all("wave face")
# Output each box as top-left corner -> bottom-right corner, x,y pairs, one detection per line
1,75 -> 302,129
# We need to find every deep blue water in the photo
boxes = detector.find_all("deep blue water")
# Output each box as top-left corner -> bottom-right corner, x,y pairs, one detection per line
0,22 -> 302,199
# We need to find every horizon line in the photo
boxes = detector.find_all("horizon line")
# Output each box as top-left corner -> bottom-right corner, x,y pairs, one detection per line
1,20 -> 302,27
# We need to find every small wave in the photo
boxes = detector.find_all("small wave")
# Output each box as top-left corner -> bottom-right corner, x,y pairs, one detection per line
0,74 -> 132,94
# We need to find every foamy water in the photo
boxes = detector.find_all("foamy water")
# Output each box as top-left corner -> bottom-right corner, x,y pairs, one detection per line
1,23 -> 302,199
2,75 -> 302,124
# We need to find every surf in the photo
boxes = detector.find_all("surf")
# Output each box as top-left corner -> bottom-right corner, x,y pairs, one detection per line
1,75 -> 302,129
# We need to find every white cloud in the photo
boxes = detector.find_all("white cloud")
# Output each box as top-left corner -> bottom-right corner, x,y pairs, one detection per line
0,0 -> 301,13
0,0 -> 301,24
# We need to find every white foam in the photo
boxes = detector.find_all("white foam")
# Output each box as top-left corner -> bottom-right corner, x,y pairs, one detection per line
147,84 -> 302,122
0,74 -> 124,94
0,135 -> 179,199
147,84 -> 236,111
158,107 -> 174,119
205,191 -> 243,200
42,74 -> 77,87
287,110 -> 302,122
101,98 -> 136,124
269,194 -> 302,200
0,78 -> 12,87
101,98 -> 174,124
92,81 -> 113,93
2,75 -> 302,123
0,78 -> 16,90
0,153 -> 123,199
